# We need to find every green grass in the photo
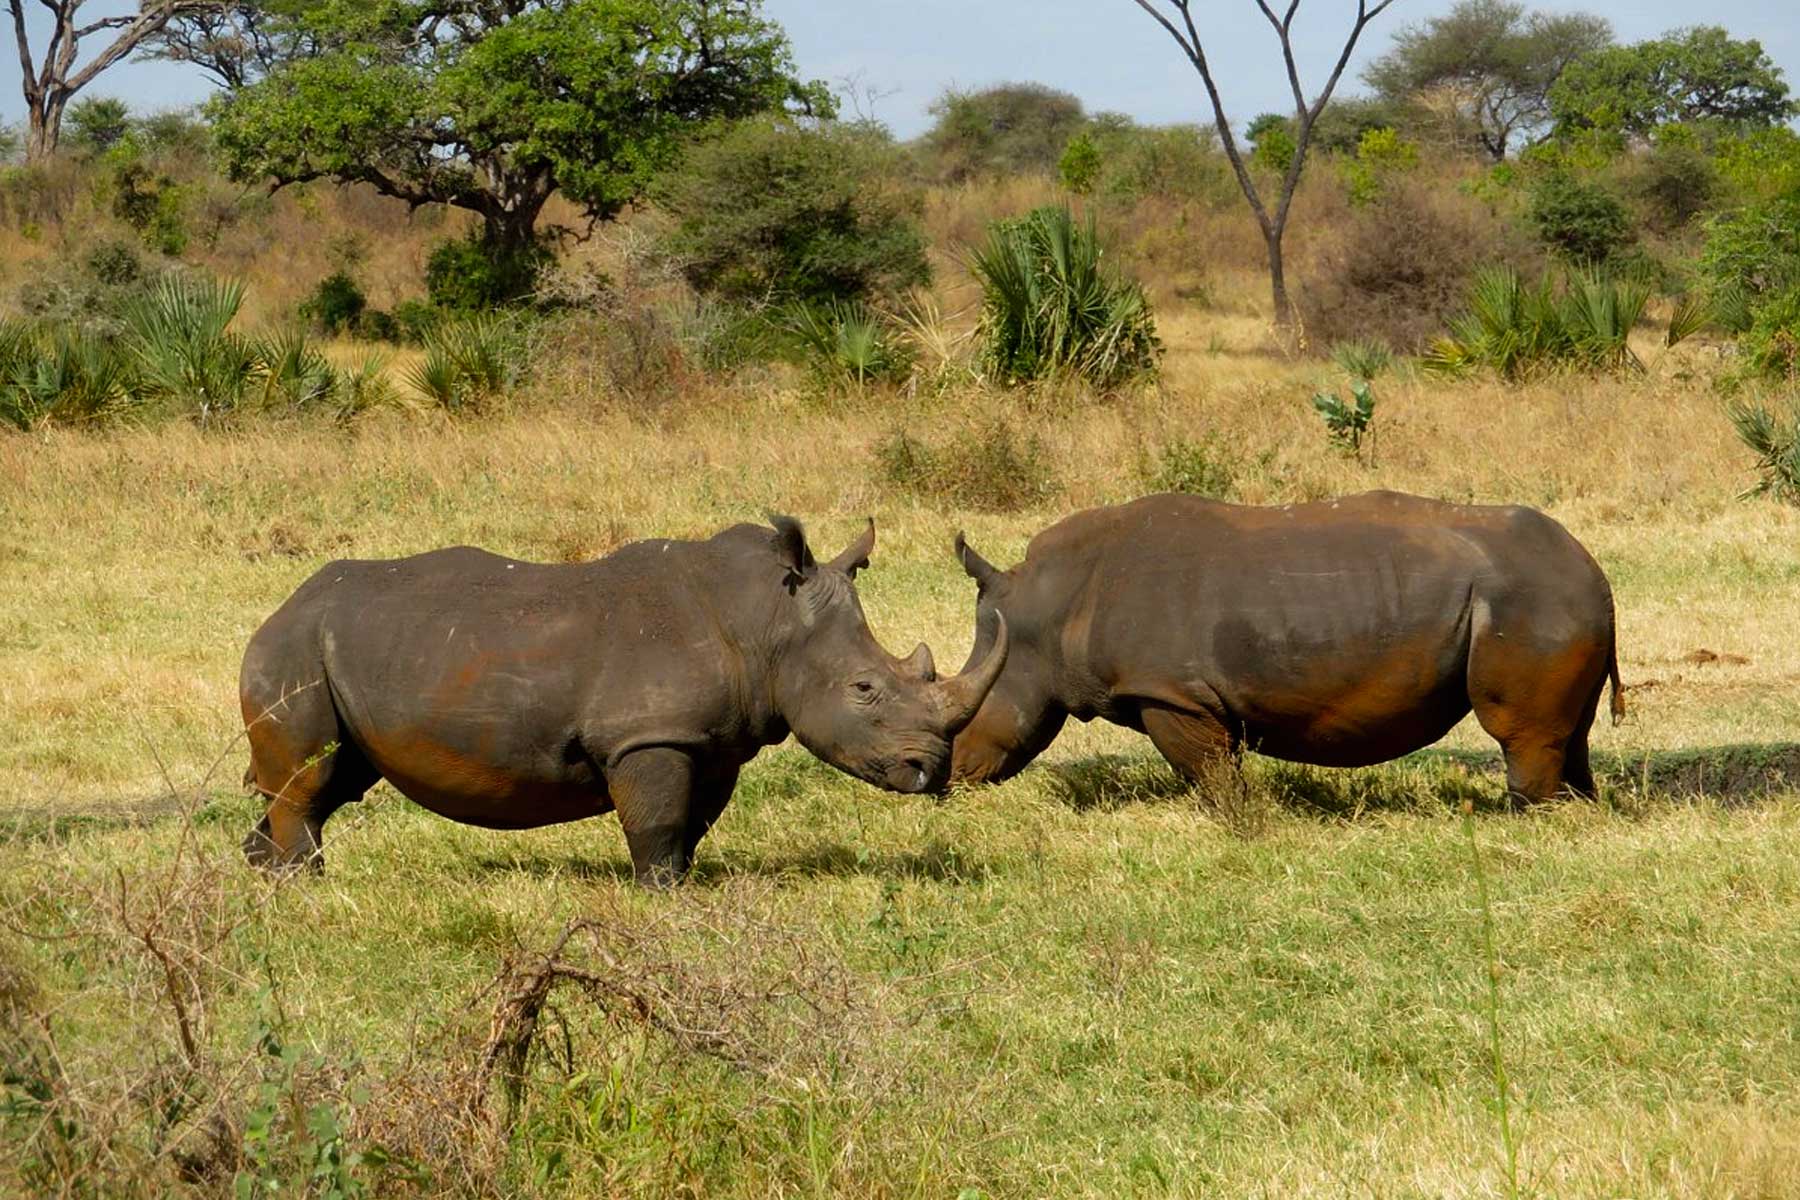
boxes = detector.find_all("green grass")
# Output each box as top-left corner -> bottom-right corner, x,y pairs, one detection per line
7,767 -> 1800,1196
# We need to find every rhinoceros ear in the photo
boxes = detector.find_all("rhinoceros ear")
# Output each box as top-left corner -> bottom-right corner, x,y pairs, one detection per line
769,514 -> 816,583
954,531 -> 1000,591
825,518 -> 876,579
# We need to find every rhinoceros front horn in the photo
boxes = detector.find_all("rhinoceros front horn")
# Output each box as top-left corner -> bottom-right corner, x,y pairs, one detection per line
932,612 -> 1008,733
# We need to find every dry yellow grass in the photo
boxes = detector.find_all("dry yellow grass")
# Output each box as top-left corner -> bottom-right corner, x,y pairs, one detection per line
1,311 -> 1793,807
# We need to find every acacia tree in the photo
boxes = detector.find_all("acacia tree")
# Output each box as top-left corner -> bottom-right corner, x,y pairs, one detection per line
7,0 -> 223,161
208,0 -> 830,259
1363,0 -> 1612,161
1126,0 -> 1400,330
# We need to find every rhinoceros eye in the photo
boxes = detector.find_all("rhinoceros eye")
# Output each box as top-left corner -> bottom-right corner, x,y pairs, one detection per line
851,679 -> 878,701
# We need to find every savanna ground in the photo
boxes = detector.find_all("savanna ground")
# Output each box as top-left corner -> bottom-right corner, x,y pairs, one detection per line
5,183 -> 1800,1198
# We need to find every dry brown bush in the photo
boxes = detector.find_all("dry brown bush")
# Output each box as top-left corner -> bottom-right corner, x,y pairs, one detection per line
1297,180 -> 1542,354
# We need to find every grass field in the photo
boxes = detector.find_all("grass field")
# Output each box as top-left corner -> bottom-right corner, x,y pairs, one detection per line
5,298 -> 1800,1197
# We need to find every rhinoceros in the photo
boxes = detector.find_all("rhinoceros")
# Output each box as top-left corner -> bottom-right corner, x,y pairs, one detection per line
948,491 -> 1623,802
239,516 -> 1007,884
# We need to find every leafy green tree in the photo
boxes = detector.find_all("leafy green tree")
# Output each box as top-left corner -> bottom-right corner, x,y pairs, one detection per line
64,96 -> 130,154
1364,0 -> 1613,160
210,0 -> 830,259
653,117 -> 930,307
1550,26 -> 1797,137
922,83 -> 1086,181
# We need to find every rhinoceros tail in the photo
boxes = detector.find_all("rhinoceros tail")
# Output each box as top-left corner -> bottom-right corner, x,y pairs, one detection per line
1607,641 -> 1626,726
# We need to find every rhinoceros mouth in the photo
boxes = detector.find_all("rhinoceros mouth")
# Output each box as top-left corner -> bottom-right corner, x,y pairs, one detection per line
880,753 -> 948,795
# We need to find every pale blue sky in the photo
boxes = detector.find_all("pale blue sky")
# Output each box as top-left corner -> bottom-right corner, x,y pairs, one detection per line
4,1 -> 1797,140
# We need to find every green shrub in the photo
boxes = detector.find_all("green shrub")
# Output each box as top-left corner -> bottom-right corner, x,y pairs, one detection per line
299,272 -> 367,336
1634,130 -> 1718,231
1698,194 -> 1800,333
968,205 -> 1161,389
1340,127 -> 1419,208
425,236 -> 550,311
65,97 -> 132,155
1141,438 -> 1236,499
1083,121 -> 1232,205
254,329 -> 338,410
1247,113 -> 1296,174
1058,132 -> 1102,194
874,422 -> 1060,512
778,300 -> 913,387
1526,173 -> 1632,265
109,157 -> 188,256
84,239 -> 143,286
358,309 -> 400,343
1739,288 -> 1800,382
654,117 -> 931,307
1424,266 -> 1671,379
392,300 -> 441,345
1728,396 -> 1800,502
406,313 -> 527,410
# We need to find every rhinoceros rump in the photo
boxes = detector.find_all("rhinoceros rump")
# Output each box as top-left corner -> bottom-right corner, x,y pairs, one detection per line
949,491 -> 1622,803
239,517 -> 1007,884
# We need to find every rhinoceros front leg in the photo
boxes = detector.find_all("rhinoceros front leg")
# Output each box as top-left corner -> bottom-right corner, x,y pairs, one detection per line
680,763 -> 741,873
608,747 -> 698,888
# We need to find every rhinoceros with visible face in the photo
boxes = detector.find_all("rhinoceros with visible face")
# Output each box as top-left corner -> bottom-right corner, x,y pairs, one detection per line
949,491 -> 1622,803
239,516 -> 1007,884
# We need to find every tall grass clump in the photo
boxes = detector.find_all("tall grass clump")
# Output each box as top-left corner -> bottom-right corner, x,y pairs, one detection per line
969,205 -> 1161,389
1424,267 -> 1669,379
874,421 -> 1060,512
407,313 -> 527,410
1330,337 -> 1393,381
1727,396 -> 1800,503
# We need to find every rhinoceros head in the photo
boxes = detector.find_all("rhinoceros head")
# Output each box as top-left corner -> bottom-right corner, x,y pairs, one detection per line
945,532 -> 1064,785
766,517 -> 1008,794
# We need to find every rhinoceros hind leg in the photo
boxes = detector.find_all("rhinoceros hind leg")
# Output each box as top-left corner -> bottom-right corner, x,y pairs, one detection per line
242,691 -> 376,873
609,747 -> 697,888
1139,702 -> 1236,782
1468,634 -> 1608,805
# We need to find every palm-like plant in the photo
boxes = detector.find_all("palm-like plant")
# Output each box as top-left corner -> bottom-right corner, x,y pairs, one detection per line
123,274 -> 259,422
779,300 -> 912,387
968,205 -> 1160,389
407,313 -> 526,410
0,321 -> 134,430
1425,267 -> 1684,379
1728,397 -> 1800,503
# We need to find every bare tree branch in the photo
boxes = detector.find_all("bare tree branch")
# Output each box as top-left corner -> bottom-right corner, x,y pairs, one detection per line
1125,0 -> 1402,330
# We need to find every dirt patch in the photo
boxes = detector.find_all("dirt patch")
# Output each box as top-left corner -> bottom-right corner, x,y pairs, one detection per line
1682,648 -> 1753,666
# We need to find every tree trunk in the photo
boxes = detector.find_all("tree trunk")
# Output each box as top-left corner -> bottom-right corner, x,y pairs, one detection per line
1264,223 -> 1292,330
24,95 -> 64,163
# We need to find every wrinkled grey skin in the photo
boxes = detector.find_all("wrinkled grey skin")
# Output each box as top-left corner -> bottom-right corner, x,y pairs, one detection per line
239,516 -> 1008,886
949,491 -> 1622,804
